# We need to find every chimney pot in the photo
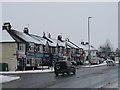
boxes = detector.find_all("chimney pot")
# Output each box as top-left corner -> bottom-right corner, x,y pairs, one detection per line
58,35 -> 62,41
23,27 -> 29,34
43,32 -> 46,38
48,33 -> 51,38
2,22 -> 11,30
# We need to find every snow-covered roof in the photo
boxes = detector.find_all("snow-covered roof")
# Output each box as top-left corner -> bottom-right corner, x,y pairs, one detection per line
48,38 -> 57,47
48,41 -> 56,47
0,30 -> 15,42
57,40 -> 65,47
12,30 -> 42,44
29,34 -> 47,45
79,44 -> 97,51
48,38 -> 65,47
66,41 -> 78,49
47,38 -> 57,47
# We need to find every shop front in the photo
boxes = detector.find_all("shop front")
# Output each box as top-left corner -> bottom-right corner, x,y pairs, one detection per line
53,54 -> 59,61
35,53 -> 44,67
26,52 -> 35,69
42,53 -> 50,66
17,54 -> 26,71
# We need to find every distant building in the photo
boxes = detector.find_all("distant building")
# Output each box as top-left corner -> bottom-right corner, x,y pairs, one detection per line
79,44 -> 98,59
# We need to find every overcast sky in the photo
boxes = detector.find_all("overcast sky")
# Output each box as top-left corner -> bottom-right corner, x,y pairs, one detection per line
2,2 -> 118,49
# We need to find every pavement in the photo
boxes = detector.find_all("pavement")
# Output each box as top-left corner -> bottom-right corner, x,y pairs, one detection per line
0,67 -> 54,83
0,68 -> 54,74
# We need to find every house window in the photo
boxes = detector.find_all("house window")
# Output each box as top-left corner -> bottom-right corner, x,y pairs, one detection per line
18,43 -> 25,51
35,45 -> 40,52
28,43 -> 34,51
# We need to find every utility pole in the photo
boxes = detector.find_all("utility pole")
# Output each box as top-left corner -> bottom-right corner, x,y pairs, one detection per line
88,17 -> 92,61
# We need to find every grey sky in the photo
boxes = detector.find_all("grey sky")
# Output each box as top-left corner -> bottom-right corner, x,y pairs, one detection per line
2,2 -> 118,49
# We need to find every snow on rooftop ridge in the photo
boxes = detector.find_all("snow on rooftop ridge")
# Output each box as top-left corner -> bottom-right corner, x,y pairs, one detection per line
0,30 -> 15,42
12,30 -> 42,44
48,38 -> 65,47
29,34 -> 47,45
66,41 -> 78,48
47,38 -> 57,47
79,44 -> 96,51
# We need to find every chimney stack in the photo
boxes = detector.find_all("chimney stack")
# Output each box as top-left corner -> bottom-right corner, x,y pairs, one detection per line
58,35 -> 62,41
48,33 -> 51,38
2,22 -> 12,30
43,32 -> 46,38
23,27 -> 29,34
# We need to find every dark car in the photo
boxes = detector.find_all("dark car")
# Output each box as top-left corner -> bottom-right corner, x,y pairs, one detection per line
54,60 -> 76,76
71,60 -> 77,66
106,59 -> 116,66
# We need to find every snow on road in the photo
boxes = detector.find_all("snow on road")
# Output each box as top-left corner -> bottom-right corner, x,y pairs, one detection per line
0,67 -> 54,83
0,75 -> 20,83
81,60 -> 119,68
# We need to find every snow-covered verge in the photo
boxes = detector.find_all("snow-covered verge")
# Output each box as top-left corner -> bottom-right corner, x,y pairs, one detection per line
81,61 -> 119,68
0,68 -> 54,74
0,75 -> 20,83
0,68 -> 54,83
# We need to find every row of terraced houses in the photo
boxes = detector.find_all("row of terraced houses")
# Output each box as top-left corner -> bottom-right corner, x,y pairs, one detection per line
0,23 -> 97,71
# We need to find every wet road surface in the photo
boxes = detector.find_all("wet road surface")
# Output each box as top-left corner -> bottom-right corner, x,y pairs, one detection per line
2,65 -> 118,88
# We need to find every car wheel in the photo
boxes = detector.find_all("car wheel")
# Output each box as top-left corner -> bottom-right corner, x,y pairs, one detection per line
55,72 -> 58,76
73,70 -> 76,75
67,71 -> 70,75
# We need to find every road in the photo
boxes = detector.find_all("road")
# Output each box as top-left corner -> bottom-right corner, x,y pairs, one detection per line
2,65 -> 119,88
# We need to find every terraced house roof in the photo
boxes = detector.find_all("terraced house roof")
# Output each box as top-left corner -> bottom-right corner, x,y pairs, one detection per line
11,30 -> 42,44
0,30 -> 15,42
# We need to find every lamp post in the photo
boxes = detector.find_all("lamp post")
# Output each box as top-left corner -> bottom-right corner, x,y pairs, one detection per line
88,17 -> 92,60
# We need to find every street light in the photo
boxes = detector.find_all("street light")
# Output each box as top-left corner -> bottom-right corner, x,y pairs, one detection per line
88,17 -> 92,60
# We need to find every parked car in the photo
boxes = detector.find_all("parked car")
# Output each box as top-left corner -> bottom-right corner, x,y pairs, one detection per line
106,59 -> 115,66
90,56 -> 99,65
54,60 -> 76,76
83,60 -> 89,65
98,58 -> 104,64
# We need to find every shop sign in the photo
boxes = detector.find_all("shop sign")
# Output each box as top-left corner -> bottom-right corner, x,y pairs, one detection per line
27,53 -> 35,58
35,53 -> 44,58
44,54 -> 49,57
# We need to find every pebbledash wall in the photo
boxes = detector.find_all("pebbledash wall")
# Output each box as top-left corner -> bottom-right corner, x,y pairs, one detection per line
1,42 -> 18,71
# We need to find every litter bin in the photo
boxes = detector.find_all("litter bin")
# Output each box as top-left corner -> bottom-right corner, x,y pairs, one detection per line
0,63 -> 8,71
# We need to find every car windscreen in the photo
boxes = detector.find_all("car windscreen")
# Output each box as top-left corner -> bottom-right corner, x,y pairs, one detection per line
57,62 -> 66,65
56,62 -> 67,69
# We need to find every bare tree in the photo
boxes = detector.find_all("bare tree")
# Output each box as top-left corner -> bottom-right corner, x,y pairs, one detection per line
115,48 -> 120,57
98,40 -> 113,59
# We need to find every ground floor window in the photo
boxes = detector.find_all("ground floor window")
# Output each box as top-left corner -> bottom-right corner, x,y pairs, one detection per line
26,58 -> 35,66
35,58 -> 42,66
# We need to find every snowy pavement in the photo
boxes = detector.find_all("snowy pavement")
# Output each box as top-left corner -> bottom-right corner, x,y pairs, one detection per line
0,68 -> 54,83
0,68 -> 54,74
81,61 -> 119,68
